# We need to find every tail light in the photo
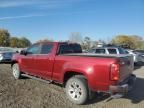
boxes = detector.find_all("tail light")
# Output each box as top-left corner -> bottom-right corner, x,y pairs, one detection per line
110,63 -> 119,81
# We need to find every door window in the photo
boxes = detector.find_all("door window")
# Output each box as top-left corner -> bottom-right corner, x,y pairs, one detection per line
27,44 -> 40,54
107,49 -> 117,54
41,44 -> 53,54
95,49 -> 106,54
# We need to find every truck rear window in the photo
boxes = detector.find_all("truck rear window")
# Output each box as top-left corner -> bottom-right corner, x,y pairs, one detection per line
58,44 -> 82,54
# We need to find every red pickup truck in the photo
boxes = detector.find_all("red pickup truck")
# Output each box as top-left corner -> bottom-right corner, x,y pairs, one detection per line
11,42 -> 136,104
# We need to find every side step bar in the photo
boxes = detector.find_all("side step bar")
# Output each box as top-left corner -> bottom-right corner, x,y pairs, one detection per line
21,74 -> 52,84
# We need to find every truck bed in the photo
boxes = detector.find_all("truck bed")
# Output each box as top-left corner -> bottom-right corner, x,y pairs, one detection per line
61,53 -> 134,83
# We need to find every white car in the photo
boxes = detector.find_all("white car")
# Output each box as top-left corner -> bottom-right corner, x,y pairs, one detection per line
126,50 -> 143,63
134,50 -> 144,63
88,47 -> 141,64
0,47 -> 16,63
88,47 -> 127,54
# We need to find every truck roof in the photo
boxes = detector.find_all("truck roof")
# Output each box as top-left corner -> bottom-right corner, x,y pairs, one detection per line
35,41 -> 65,44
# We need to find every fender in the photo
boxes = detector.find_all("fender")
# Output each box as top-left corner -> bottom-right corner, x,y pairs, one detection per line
60,61 -> 95,87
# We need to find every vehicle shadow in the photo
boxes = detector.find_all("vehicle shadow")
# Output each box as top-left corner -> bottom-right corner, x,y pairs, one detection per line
134,62 -> 144,70
21,76 -> 30,79
87,93 -> 110,105
87,77 -> 144,105
124,77 -> 144,104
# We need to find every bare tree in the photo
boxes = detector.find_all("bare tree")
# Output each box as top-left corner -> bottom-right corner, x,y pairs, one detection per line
69,32 -> 82,44
81,37 -> 91,50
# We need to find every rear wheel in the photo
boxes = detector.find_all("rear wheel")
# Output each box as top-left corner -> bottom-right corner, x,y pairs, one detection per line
12,63 -> 21,79
65,75 -> 89,105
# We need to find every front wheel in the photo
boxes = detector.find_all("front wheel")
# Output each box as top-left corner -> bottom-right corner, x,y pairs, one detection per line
65,75 -> 89,105
12,63 -> 21,79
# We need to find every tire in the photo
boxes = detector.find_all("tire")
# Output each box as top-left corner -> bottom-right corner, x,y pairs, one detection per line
12,63 -> 21,79
65,75 -> 88,105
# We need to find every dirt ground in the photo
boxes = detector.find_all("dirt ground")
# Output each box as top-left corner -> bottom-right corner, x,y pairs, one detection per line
0,64 -> 144,108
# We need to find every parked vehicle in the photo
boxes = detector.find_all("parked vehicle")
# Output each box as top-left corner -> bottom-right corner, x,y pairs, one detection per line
134,50 -> 144,63
88,47 -> 142,63
0,47 -> 16,63
88,47 -> 127,54
135,50 -> 144,54
11,42 -> 136,105
125,49 -> 144,63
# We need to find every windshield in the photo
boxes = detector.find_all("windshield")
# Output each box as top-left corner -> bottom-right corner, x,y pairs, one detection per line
118,48 -> 127,54
0,47 -> 14,52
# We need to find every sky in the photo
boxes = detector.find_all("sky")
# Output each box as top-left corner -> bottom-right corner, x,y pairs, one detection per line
0,0 -> 144,43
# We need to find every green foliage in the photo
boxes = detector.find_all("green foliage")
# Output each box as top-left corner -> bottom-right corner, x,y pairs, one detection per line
1,28 -> 144,50
10,37 -> 19,47
10,37 -> 31,48
0,29 -> 10,46
0,28 -> 31,48
131,36 -> 144,49
18,37 -> 31,48
111,35 -> 144,49
137,41 -> 144,50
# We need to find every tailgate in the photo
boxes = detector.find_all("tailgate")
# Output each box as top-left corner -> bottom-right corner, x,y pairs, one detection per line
119,55 -> 134,82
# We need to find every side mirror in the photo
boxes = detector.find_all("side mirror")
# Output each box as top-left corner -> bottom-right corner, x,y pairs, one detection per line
20,50 -> 27,55
16,51 -> 19,53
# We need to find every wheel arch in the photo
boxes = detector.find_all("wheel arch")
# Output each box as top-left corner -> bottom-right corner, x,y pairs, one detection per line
11,60 -> 18,68
63,71 -> 87,86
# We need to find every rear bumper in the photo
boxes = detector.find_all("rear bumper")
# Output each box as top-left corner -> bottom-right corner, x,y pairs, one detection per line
109,74 -> 136,94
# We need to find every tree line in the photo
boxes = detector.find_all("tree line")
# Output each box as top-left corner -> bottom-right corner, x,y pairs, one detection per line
69,32 -> 144,50
0,29 -> 31,48
111,35 -> 144,49
0,29 -> 144,50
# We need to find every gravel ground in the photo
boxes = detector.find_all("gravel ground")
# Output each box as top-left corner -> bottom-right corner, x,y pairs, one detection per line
0,64 -> 144,108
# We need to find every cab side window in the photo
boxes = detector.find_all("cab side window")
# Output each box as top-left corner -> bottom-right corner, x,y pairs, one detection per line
95,49 -> 106,54
27,44 -> 41,54
41,44 -> 53,54
107,49 -> 117,54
